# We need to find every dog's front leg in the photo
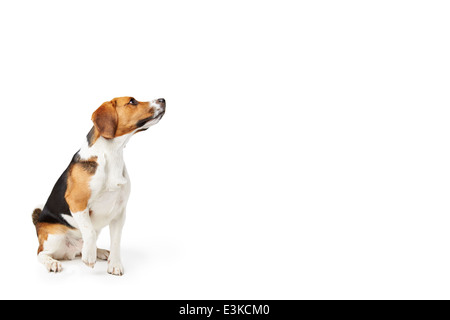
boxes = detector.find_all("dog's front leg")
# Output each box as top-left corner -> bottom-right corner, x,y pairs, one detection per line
72,209 -> 97,268
108,211 -> 125,276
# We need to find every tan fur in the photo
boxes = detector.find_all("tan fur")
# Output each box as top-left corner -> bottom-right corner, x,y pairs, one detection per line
65,157 -> 98,213
92,101 -> 118,140
114,97 -> 155,136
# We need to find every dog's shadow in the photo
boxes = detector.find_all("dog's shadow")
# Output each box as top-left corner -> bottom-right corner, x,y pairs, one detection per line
53,243 -> 179,276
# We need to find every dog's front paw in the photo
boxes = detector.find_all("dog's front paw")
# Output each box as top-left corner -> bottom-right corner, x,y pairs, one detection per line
107,260 -> 124,276
82,245 -> 97,268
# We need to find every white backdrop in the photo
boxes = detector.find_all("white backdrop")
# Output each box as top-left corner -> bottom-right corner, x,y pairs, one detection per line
1,0 -> 450,300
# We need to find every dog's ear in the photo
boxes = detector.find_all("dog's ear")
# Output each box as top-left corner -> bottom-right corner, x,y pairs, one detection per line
92,101 -> 118,139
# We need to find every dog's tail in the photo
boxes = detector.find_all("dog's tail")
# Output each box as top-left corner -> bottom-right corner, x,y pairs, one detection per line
32,208 -> 42,226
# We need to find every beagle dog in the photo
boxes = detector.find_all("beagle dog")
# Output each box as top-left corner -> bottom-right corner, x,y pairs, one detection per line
32,96 -> 166,275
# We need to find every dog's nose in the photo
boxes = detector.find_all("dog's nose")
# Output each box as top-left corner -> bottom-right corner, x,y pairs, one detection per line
157,98 -> 165,104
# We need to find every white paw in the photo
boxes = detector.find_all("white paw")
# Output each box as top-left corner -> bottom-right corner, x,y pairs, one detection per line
82,244 -> 97,268
45,259 -> 62,273
107,261 -> 124,276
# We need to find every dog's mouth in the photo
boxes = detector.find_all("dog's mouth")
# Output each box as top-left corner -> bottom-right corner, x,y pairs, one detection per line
154,110 -> 165,120
149,109 -> 165,123
135,111 -> 165,130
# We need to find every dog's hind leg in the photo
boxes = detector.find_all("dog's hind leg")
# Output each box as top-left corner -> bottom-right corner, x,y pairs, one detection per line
35,222 -> 81,273
38,251 -> 63,273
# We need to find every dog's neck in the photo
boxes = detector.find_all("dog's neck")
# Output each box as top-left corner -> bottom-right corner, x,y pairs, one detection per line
82,126 -> 132,156
80,127 -> 133,190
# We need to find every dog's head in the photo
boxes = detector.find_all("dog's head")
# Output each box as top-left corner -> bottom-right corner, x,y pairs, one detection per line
92,97 -> 165,139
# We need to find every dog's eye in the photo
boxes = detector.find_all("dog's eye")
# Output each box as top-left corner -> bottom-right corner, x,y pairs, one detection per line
129,98 -> 138,106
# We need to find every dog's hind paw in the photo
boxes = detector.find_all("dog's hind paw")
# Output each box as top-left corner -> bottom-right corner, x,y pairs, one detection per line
45,259 -> 62,273
97,248 -> 110,260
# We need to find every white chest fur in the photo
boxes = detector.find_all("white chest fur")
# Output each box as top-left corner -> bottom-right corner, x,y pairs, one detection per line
88,165 -> 131,231
73,133 -> 133,231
